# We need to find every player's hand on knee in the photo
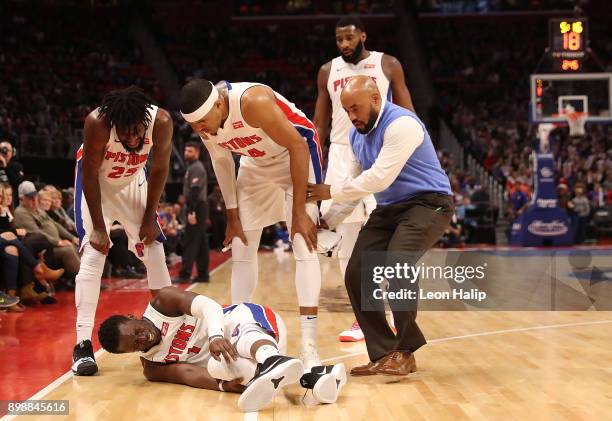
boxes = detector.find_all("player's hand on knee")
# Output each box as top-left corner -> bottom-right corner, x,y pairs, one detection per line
224,219 -> 248,247
210,337 -> 239,363
291,211 -> 317,252
219,378 -> 246,393
139,220 -> 161,245
90,228 -> 110,255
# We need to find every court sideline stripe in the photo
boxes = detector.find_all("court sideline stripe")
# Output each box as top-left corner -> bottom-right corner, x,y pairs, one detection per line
1,259 -> 231,421
321,318 -> 612,364
4,284 -> 609,420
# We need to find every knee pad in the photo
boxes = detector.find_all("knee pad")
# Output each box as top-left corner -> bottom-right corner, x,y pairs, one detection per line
76,244 -> 106,282
231,230 -> 261,262
140,242 -> 171,290
235,326 -> 278,359
207,357 -> 257,385
292,233 -> 318,261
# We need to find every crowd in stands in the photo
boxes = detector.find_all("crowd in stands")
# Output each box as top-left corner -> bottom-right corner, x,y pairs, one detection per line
233,0 -> 394,15
414,0 -> 575,13
4,1 -> 612,311
0,2 -> 160,159
423,16 -> 612,244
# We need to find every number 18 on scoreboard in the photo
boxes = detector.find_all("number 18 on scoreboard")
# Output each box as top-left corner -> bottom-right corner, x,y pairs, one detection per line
549,18 -> 588,72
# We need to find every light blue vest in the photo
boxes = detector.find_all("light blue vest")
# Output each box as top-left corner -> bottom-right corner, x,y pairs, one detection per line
349,102 -> 451,206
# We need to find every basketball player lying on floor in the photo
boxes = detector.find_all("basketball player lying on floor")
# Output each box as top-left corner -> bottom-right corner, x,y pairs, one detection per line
98,286 -> 346,412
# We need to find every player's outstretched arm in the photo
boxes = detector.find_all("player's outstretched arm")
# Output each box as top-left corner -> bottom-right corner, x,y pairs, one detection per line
140,108 -> 173,245
82,112 -> 111,254
383,54 -> 415,112
241,86 -> 317,251
313,62 -> 332,144
140,358 -> 245,393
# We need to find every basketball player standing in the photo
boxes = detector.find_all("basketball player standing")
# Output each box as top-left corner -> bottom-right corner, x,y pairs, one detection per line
313,17 -> 414,341
179,79 -> 323,369
72,87 -> 173,375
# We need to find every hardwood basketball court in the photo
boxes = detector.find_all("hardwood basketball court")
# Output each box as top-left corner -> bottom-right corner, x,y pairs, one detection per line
4,249 -> 612,420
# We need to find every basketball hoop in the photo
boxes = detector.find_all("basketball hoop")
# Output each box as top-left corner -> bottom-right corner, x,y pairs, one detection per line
562,111 -> 587,137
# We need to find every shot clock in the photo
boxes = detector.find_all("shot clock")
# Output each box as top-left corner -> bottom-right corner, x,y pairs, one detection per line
549,18 -> 588,72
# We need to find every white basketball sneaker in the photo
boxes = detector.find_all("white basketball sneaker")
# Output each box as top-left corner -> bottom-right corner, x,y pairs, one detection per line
338,321 -> 364,342
238,355 -> 304,412
300,363 -> 347,404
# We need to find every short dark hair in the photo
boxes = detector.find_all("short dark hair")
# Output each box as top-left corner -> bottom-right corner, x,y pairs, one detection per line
98,315 -> 130,353
335,16 -> 365,32
185,140 -> 201,150
180,79 -> 214,114
98,86 -> 154,132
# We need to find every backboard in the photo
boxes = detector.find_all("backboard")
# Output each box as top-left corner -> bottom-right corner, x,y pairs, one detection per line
530,73 -> 612,123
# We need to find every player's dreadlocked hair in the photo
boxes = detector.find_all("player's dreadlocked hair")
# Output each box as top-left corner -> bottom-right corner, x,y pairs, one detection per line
98,315 -> 131,353
98,86 -> 154,131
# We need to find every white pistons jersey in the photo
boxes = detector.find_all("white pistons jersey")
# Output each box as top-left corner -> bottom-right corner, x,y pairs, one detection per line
140,303 -> 211,366
202,82 -> 322,167
77,105 -> 157,188
326,51 -> 390,145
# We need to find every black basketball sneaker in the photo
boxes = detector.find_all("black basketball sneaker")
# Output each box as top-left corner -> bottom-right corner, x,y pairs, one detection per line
72,340 -> 98,376
300,363 -> 347,404
238,355 -> 304,412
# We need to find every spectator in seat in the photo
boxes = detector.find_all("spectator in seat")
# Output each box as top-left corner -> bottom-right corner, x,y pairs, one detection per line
42,186 -> 77,235
439,213 -> 463,248
0,183 -> 64,309
0,140 -> 24,206
510,180 -> 530,216
159,204 -> 181,259
570,184 -> 590,244
13,181 -> 81,275
589,183 -> 606,209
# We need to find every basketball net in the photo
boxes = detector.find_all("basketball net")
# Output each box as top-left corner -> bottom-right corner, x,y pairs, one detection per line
562,111 -> 587,137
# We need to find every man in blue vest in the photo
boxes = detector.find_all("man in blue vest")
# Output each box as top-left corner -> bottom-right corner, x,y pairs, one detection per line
308,76 -> 453,376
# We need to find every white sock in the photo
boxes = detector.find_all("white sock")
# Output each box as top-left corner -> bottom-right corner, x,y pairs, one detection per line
300,315 -> 318,349
75,245 -> 105,344
255,344 -> 280,364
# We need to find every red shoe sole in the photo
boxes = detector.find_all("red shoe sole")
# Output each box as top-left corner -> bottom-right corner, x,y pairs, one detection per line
339,335 -> 365,342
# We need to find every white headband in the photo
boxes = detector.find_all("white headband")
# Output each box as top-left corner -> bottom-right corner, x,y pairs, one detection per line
181,83 -> 219,123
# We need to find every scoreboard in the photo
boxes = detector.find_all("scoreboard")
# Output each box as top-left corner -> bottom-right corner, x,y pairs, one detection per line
549,18 -> 588,72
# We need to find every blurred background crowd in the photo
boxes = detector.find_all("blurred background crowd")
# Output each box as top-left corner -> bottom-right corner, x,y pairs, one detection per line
1,0 -> 611,312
